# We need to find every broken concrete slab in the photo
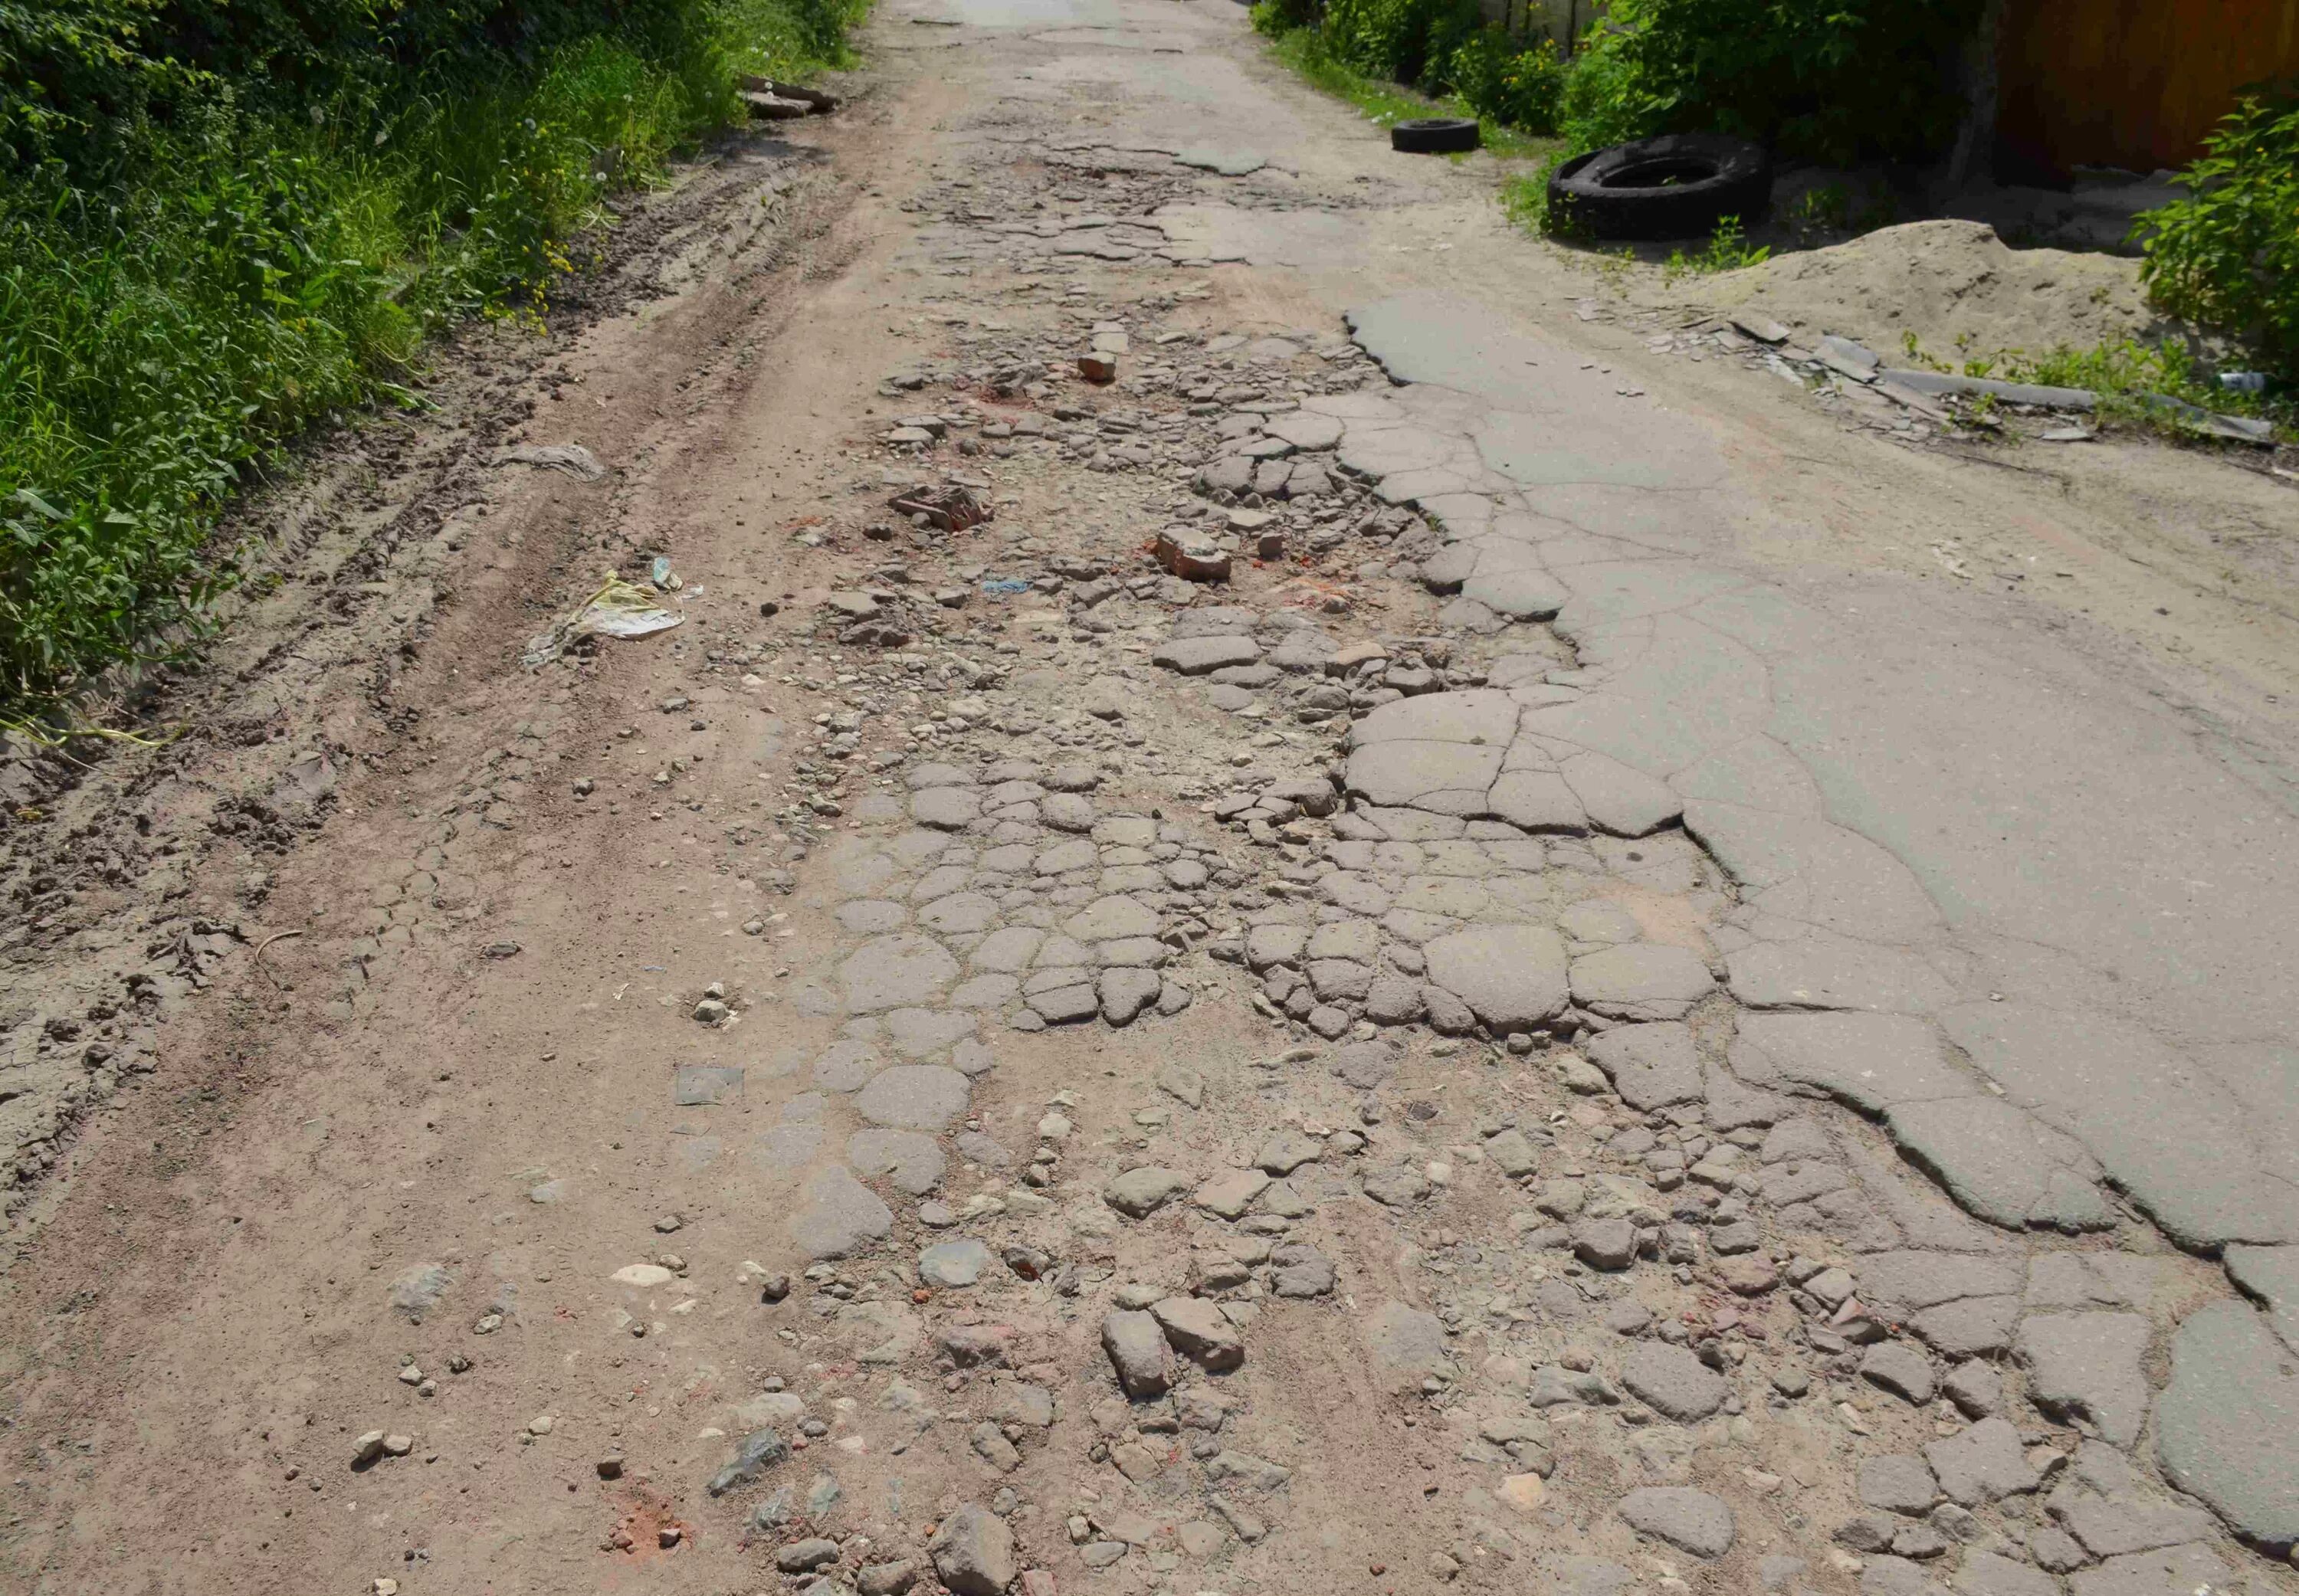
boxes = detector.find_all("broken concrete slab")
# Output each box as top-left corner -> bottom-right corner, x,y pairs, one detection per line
2153,1299 -> 2299,1551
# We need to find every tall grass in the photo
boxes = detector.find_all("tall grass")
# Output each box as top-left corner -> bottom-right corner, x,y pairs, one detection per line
0,0 -> 864,713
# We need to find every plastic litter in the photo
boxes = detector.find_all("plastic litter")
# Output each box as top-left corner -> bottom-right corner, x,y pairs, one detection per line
523,573 -> 684,665
650,554 -> 683,592
979,577 -> 1032,597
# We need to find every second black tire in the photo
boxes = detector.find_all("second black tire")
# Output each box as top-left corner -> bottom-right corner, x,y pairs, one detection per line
1546,133 -> 1773,240
1392,117 -> 1481,154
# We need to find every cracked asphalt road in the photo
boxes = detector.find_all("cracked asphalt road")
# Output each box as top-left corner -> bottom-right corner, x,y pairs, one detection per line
3,0 -> 2297,1592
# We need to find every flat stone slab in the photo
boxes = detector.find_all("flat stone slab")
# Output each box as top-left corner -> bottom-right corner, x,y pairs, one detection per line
840,934 -> 961,1013
854,1065 -> 971,1132
1586,1023 -> 1705,1109
1621,1342 -> 1728,1421
1923,1416 -> 2039,1506
848,1129 -> 946,1194
1422,923 -> 1568,1030
1618,1486 -> 1735,1558
790,1165 -> 894,1259
2017,1312 -> 2151,1447
919,1237 -> 996,1287
2153,1299 -> 2299,1548
1153,636 -> 1261,675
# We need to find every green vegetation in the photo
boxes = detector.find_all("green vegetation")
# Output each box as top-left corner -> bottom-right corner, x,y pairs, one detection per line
1251,0 -> 1563,156
2133,80 -> 2299,383
0,0 -> 864,713
1257,0 -> 1983,169
1661,215 -> 1769,279
1897,332 -> 2290,441
1550,0 -> 1983,163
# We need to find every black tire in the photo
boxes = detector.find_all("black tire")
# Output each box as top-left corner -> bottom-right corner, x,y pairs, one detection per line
1392,117 -> 1481,155
1546,134 -> 1773,241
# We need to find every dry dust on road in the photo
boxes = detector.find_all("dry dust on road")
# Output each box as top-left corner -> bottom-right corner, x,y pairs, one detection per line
4,4 -> 2297,1596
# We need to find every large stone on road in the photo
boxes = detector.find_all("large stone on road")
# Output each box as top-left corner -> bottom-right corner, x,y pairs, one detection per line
854,1065 -> 970,1132
1103,1165 -> 1190,1217
1620,1341 -> 1728,1421
1618,1486 -> 1735,1557
1150,1296 -> 1245,1372
2153,1299 -> 2299,1550
929,1503 -> 1016,1596
2015,1313 -> 2150,1448
789,1165 -> 894,1259
840,934 -> 960,1013
1586,1023 -> 1704,1109
1101,1309 -> 1170,1398
1923,1416 -> 2039,1506
1153,635 -> 1261,675
1422,923 -> 1568,1030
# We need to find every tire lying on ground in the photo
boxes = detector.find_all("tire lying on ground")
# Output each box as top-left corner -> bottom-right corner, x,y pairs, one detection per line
1392,117 -> 1481,154
1545,133 -> 1773,241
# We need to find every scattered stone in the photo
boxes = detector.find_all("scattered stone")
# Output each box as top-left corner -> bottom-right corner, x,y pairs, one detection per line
1104,1165 -> 1191,1217
930,1504 -> 1016,1596
1573,1216 -> 1638,1272
1102,1310 -> 1171,1399
1861,1340 -> 1937,1406
1150,1296 -> 1245,1372
1860,1453 -> 1941,1516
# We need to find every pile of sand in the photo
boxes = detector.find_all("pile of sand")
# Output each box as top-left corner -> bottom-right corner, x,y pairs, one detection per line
1686,219 -> 2162,362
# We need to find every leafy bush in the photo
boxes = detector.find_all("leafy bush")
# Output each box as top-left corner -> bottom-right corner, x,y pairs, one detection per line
0,0 -> 865,706
2134,80 -> 2299,380
1319,0 -> 1480,90
1553,0 -> 1983,163
1251,0 -> 1320,36
1450,27 -> 1563,134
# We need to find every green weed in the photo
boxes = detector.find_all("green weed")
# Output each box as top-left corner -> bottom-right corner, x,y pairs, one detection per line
1661,215 -> 1769,280
0,0 -> 867,708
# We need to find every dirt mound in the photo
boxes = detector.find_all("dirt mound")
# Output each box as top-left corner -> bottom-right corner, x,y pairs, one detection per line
1690,218 -> 2159,361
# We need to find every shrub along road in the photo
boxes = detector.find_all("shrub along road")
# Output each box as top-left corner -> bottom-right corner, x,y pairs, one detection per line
2,1 -> 2297,1593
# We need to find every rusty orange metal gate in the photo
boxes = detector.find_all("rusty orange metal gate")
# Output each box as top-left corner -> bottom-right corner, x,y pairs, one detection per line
1995,0 -> 2299,176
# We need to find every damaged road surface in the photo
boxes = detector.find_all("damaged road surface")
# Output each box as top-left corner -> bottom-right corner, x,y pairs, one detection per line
5,2 -> 2299,1595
